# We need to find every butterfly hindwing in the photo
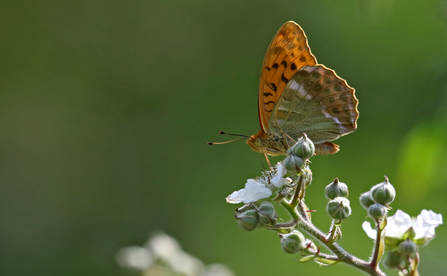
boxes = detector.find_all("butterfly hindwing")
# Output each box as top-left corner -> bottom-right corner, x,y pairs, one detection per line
268,65 -> 358,144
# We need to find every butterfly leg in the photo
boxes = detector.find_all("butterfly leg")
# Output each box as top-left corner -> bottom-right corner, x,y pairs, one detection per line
263,150 -> 272,168
283,133 -> 297,149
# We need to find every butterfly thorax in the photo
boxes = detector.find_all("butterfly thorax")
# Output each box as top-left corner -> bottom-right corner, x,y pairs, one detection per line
246,130 -> 288,156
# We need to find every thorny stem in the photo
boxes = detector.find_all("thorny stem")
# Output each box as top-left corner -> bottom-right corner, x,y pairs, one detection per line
298,201 -> 311,223
279,198 -> 387,276
270,220 -> 298,229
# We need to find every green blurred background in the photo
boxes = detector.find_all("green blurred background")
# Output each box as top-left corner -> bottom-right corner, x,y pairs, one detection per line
2,0 -> 447,275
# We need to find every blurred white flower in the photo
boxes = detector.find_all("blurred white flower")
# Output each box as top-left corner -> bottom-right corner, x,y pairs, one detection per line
117,232 -> 233,276
168,251 -> 204,276
362,209 -> 442,246
147,232 -> 182,259
145,232 -> 204,276
226,179 -> 272,204
201,264 -> 234,276
116,246 -> 153,271
271,163 -> 287,188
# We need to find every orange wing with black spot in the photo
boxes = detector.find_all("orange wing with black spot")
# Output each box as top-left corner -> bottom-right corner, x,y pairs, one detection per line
258,21 -> 318,133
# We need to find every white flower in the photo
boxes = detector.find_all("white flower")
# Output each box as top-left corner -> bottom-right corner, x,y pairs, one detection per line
116,246 -> 153,271
201,264 -> 235,276
147,232 -> 205,276
147,232 -> 182,259
271,162 -> 287,188
226,179 -> 272,204
168,251 -> 204,276
413,209 -> 443,240
362,209 -> 442,246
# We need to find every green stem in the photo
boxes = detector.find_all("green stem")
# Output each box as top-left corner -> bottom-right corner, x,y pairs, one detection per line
290,174 -> 303,208
411,253 -> 420,276
298,218 -> 387,276
280,199 -> 299,221
370,219 -> 384,269
327,221 -> 337,243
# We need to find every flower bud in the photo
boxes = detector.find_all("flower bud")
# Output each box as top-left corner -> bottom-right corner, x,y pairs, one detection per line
279,230 -> 306,254
326,197 -> 351,221
302,165 -> 313,187
371,176 -> 396,206
289,134 -> 315,160
399,239 -> 418,257
236,204 -> 257,213
235,209 -> 259,231
359,191 -> 375,209
283,155 -> 304,173
383,251 -> 402,269
257,201 -> 277,227
367,203 -> 388,220
324,178 -> 349,200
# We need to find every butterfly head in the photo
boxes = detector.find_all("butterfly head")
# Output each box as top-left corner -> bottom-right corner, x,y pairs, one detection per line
246,130 -> 285,156
246,131 -> 264,153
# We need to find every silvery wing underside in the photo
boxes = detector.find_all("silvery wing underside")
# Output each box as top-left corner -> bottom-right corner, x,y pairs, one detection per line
268,65 -> 359,145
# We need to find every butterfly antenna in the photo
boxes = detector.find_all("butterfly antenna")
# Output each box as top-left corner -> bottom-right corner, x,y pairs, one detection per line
207,131 -> 250,145
207,137 -> 245,145
219,131 -> 250,138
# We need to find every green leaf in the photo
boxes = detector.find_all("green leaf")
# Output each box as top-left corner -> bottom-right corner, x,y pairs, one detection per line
376,227 -> 386,263
313,257 -> 340,266
299,255 -> 317,263
268,227 -> 295,234
379,216 -> 387,231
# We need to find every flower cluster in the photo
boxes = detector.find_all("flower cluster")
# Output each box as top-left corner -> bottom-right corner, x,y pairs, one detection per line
224,134 -> 443,276
359,179 -> 442,274
363,210 -> 442,252
226,162 -> 290,204
116,232 -> 234,276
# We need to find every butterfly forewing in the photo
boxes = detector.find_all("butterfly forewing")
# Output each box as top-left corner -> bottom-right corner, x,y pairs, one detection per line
258,21 -> 317,132
269,65 -> 358,144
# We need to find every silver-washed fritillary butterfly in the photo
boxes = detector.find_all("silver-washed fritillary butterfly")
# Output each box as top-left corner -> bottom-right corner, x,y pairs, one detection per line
245,21 -> 359,159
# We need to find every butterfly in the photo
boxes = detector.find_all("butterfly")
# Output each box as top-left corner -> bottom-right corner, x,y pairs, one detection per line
245,21 -> 359,160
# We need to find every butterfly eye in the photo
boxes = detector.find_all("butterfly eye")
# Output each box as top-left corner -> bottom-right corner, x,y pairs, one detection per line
255,138 -> 262,147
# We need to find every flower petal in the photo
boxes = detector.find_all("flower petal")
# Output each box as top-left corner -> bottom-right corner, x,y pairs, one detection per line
271,163 -> 286,188
419,209 -> 443,226
413,210 -> 442,239
243,179 -> 272,203
226,179 -> 272,204
226,189 -> 246,204
362,221 -> 377,239
386,210 -> 412,238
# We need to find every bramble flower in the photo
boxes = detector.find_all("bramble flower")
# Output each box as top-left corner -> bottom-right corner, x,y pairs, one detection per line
271,162 -> 287,188
413,209 -> 443,238
117,232 -> 234,276
116,246 -> 153,271
362,209 -> 442,248
226,179 -> 272,204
